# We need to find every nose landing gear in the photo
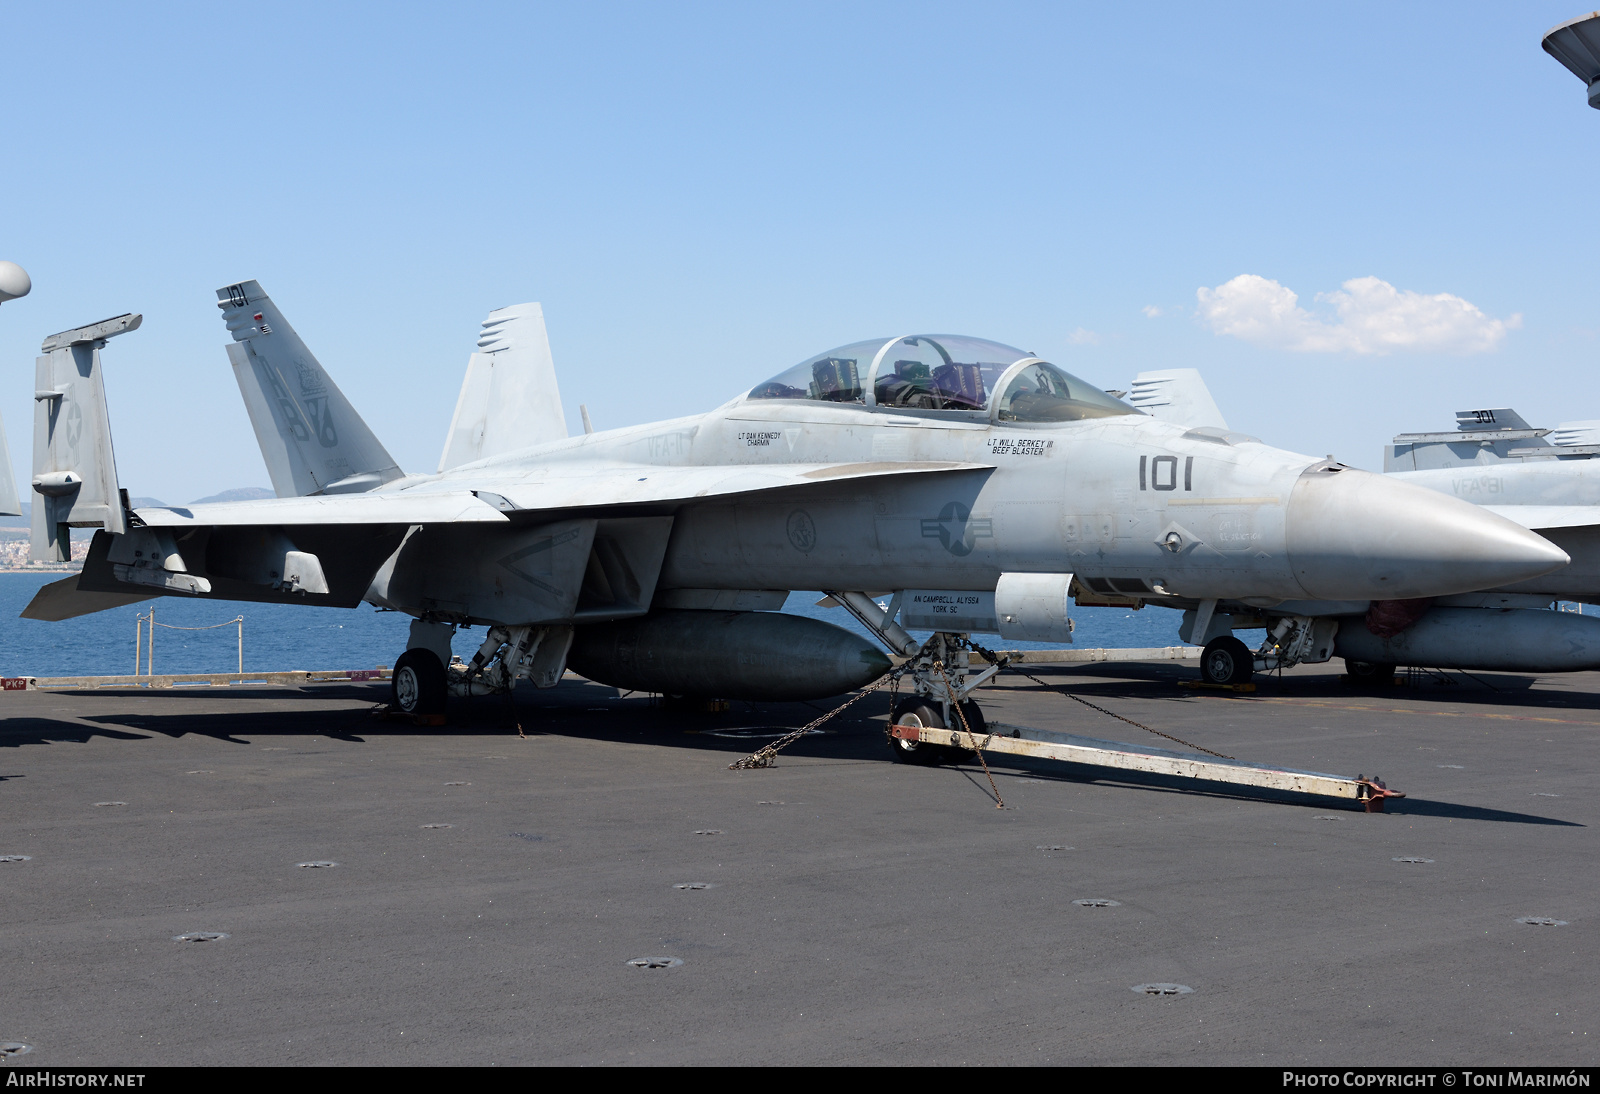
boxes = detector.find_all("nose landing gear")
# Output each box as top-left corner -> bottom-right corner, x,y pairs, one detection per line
889,696 -> 988,765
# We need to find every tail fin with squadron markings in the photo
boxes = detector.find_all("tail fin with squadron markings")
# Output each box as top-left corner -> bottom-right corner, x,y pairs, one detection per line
217,280 -> 403,497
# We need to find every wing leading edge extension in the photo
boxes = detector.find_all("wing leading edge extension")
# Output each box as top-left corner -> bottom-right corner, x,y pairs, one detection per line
131,460 -> 992,527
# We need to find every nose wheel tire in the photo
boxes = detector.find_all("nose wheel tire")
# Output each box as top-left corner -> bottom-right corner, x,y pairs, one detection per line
890,699 -> 942,764
392,649 -> 447,715
888,698 -> 984,765
1200,636 -> 1254,686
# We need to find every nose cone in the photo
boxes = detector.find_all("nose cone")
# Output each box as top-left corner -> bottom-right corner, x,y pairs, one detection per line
1286,467 -> 1568,600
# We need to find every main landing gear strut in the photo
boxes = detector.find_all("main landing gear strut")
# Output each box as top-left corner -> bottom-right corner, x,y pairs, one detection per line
390,621 -> 575,716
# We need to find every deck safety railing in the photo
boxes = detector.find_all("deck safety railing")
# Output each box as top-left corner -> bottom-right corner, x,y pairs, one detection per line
134,607 -> 244,676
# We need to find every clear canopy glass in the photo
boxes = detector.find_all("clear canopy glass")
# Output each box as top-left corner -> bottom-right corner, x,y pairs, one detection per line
870,335 -> 1022,411
747,339 -> 882,404
746,334 -> 1137,421
993,360 -> 1136,422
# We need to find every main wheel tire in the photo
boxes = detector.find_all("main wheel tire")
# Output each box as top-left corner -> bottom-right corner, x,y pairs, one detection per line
392,649 -> 447,715
1344,659 -> 1397,687
1200,636 -> 1254,686
889,698 -> 952,765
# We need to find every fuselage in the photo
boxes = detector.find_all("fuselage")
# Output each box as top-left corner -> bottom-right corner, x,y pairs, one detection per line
386,388 -> 1566,623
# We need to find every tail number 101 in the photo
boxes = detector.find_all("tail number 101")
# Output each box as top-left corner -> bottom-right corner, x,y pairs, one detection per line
1139,455 -> 1193,492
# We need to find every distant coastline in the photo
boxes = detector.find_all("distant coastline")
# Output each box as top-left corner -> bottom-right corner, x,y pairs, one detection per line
0,535 -> 83,573
0,488 -> 273,576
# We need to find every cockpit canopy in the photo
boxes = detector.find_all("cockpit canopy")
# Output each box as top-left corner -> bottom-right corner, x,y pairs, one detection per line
746,334 -> 1137,422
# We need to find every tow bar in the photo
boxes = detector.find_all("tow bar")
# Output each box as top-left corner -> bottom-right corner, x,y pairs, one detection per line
889,720 -> 1405,812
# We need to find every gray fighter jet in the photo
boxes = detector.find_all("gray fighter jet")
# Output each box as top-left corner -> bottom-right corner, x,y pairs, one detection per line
1102,368 -> 1600,683
1350,409 -> 1600,676
23,282 -> 1567,743
1232,10 -> 1600,681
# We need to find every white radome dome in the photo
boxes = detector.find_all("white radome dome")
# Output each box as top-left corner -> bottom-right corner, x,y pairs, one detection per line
0,261 -> 31,303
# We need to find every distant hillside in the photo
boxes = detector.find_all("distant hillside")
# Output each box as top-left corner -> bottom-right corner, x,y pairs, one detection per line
189,487 -> 275,505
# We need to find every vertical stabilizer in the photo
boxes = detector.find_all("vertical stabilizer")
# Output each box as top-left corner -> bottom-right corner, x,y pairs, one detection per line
30,314 -> 138,560
0,408 -> 19,518
439,302 -> 567,472
217,281 -> 403,497
1129,369 -> 1229,430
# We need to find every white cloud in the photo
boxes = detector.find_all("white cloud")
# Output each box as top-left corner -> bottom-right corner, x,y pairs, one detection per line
1196,274 -> 1520,355
1066,326 -> 1101,345
1141,304 -> 1163,318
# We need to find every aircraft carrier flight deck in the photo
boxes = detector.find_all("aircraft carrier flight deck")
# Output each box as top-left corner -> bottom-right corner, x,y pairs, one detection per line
0,659 -> 1595,1067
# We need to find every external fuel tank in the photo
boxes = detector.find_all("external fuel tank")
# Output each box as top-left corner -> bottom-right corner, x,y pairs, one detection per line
1334,606 -> 1600,672
567,610 -> 892,700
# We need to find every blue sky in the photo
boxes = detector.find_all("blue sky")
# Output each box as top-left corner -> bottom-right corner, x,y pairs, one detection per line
1,2 -> 1595,501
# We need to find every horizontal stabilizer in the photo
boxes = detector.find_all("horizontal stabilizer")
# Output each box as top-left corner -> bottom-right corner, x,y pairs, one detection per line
439,303 -> 567,472
1129,369 -> 1228,430
217,281 -> 403,497
21,573 -> 150,621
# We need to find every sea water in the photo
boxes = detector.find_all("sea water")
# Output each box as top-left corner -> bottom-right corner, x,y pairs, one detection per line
0,573 -> 1224,678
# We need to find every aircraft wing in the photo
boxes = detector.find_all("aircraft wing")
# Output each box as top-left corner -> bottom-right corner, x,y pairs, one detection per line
1481,504 -> 1600,531
134,460 -> 991,526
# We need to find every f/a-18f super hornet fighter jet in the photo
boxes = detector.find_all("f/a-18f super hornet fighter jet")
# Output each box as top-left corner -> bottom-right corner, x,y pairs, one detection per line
24,282 -> 1568,748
